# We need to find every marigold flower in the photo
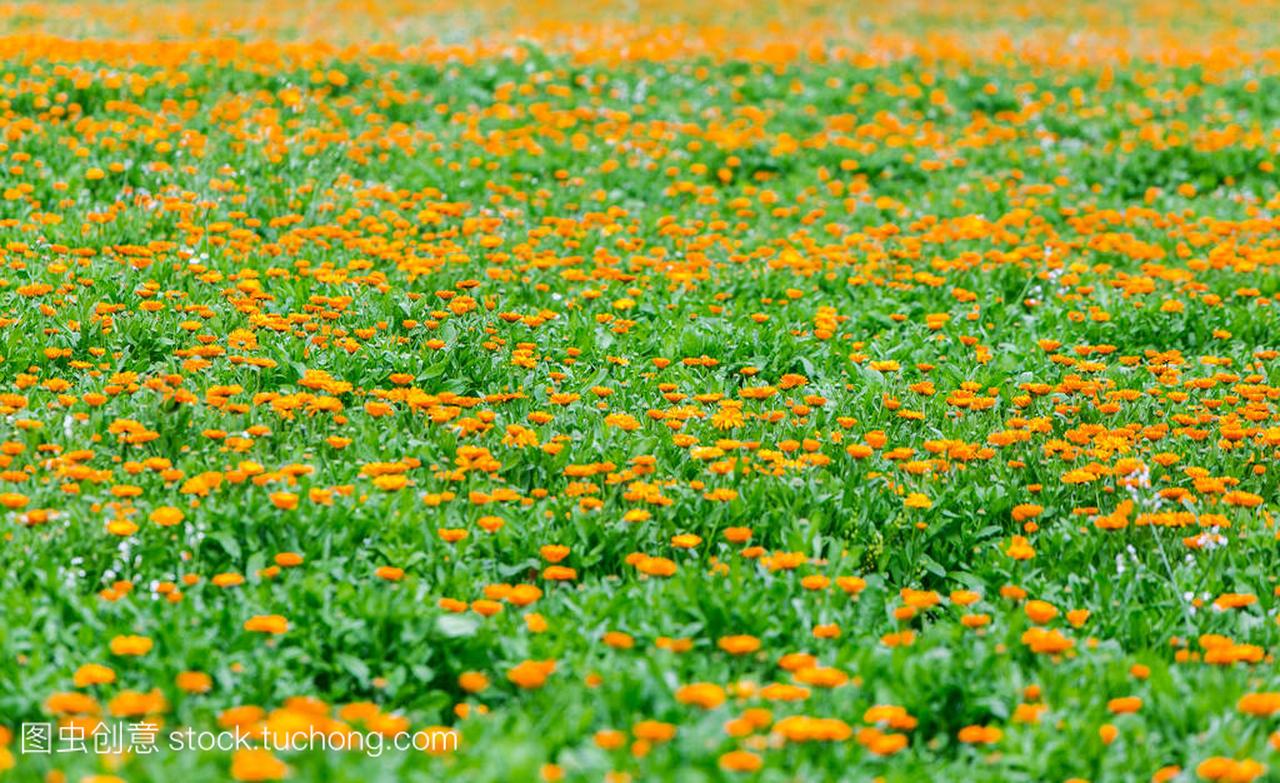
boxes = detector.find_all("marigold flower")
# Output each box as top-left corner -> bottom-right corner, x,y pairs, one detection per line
73,664 -> 116,688
177,671 -> 213,694
507,659 -> 556,689
244,615 -> 289,635
109,635 -> 153,656
459,672 -> 489,693
717,635 -> 762,655
718,750 -> 762,772
676,683 -> 726,709
1005,536 -> 1036,560
957,725 -> 1002,744
230,749 -> 288,782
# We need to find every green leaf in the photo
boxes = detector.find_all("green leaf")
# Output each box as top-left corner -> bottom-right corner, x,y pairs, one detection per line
435,615 -> 479,638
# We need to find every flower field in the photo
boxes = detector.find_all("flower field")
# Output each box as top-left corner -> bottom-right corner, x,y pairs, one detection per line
2,0 -> 1280,780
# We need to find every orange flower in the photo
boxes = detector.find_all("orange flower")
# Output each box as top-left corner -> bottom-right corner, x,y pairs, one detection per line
635,556 -> 677,577
903,492 -> 932,509
773,715 -> 852,742
73,664 -> 116,687
632,720 -> 676,743
149,506 -> 184,526
539,545 -> 570,562
1012,503 -> 1043,522
45,692 -> 100,715
1024,600 -> 1058,624
109,635 -> 153,656
459,672 -> 489,693
1107,696 -> 1142,714
1099,723 -> 1119,745
603,631 -> 634,649
230,749 -> 288,781
507,659 -> 556,689
1021,627 -> 1074,655
717,635 -> 761,655
177,671 -> 213,693
718,750 -> 763,772
1238,693 -> 1280,717
269,492 -> 298,510
244,615 -> 289,634
1195,757 -> 1265,782
957,725 -> 1002,744
1005,536 -> 1036,560
675,683 -> 726,709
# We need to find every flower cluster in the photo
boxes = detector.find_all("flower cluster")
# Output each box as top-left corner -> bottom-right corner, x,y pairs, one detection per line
1,0 -> 1280,781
